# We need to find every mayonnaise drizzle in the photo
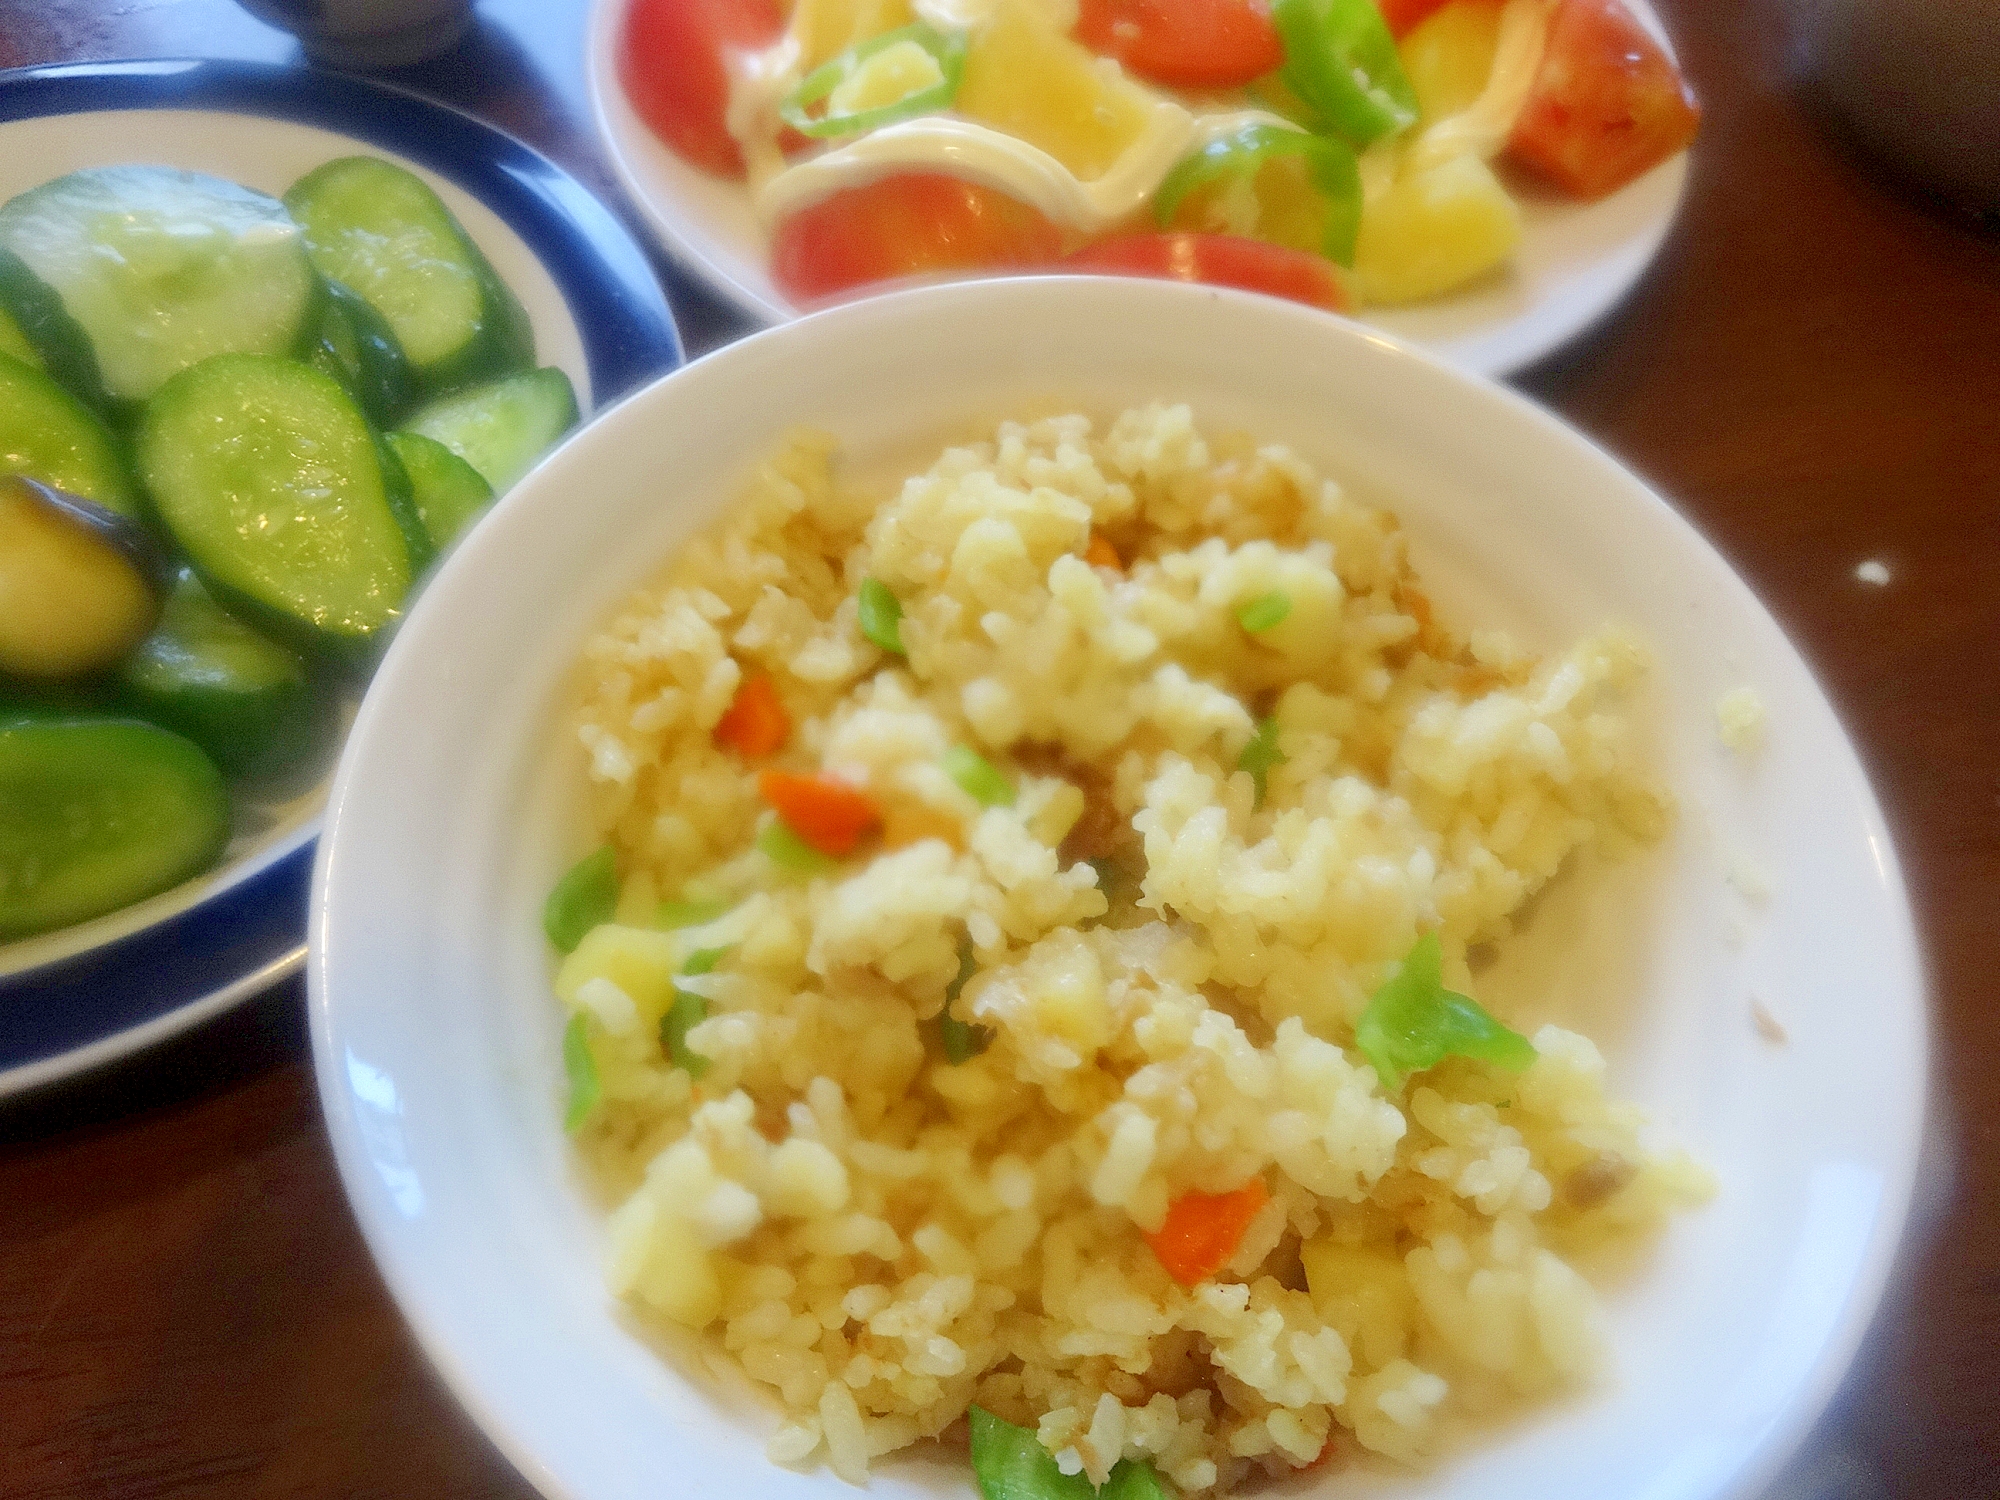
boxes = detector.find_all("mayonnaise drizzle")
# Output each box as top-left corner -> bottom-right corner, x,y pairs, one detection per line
1403,0 -> 1555,174
755,107 -> 1302,232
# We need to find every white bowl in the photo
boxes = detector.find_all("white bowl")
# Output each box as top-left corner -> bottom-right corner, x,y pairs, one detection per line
585,0 -> 1692,376
311,278 -> 1926,1500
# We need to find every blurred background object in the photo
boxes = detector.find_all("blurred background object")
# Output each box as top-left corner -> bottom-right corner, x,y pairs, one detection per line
1794,0 -> 2000,212
233,0 -> 473,67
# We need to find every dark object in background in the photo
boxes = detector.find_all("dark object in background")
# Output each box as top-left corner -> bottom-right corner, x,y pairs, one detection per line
233,0 -> 474,68
1795,0 -> 2000,213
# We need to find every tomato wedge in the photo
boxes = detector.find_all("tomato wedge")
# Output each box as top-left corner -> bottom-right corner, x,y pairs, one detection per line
620,0 -> 786,178
1074,0 -> 1284,89
771,174 -> 1064,303
1376,0 -> 1453,37
1064,234 -> 1349,312
1507,0 -> 1700,200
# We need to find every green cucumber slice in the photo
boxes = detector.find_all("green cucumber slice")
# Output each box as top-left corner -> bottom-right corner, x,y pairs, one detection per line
0,351 -> 140,515
0,716 -> 229,939
404,367 -> 579,496
0,246 -> 113,414
118,566 -> 318,776
0,166 -> 317,406
385,430 -> 494,551
285,156 -> 534,395
137,354 -> 427,659
308,278 -> 417,428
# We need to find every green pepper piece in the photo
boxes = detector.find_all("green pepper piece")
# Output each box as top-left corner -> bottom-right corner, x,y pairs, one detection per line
1354,932 -> 1536,1092
945,745 -> 1015,808
544,844 -> 618,953
758,817 -> 838,874
662,989 -> 711,1079
682,944 -> 733,975
657,895 -> 734,929
1236,715 -> 1286,810
858,576 -> 907,655
969,1407 -> 1097,1500
1272,0 -> 1420,147
1235,590 -> 1292,633
780,22 -> 968,140
939,940 -> 992,1063
1099,1460 -> 1174,1500
1155,123 -> 1363,266
562,1012 -> 602,1130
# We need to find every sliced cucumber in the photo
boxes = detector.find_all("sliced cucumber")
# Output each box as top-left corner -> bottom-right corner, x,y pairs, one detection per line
0,352 -> 140,515
0,475 -> 160,681
385,430 -> 494,552
138,354 -> 429,660
0,716 -> 229,940
0,245 -> 113,413
285,157 -> 533,396
0,166 -> 317,407
119,566 -> 318,776
308,278 -> 417,428
404,367 -> 579,497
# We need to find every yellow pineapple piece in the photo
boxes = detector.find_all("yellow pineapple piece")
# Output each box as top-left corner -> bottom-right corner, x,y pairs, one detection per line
555,923 -> 680,1026
1352,152 -> 1520,305
790,0 -> 915,72
827,37 -> 946,116
1400,0 -> 1505,125
1301,1238 -> 1418,1368
956,0 -> 1159,181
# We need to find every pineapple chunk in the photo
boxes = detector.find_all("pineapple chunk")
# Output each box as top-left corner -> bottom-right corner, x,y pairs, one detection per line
555,923 -> 680,1027
790,0 -> 916,71
1352,153 -> 1520,305
1400,0 -> 1505,125
1301,1238 -> 1418,1367
827,37 -> 946,117
956,0 -> 1158,181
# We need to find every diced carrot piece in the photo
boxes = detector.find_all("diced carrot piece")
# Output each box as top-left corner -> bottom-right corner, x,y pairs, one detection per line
714,673 -> 791,757
758,769 -> 881,856
1143,1177 -> 1269,1286
1084,532 -> 1122,571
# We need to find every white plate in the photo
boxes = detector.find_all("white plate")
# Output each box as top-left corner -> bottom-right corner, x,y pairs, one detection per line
312,279 -> 1925,1500
586,0 -> 1691,375
0,59 -> 680,1095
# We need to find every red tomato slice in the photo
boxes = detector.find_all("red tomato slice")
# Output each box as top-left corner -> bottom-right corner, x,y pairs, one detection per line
620,0 -> 785,179
771,174 -> 1065,303
1064,234 -> 1349,312
1507,0 -> 1700,200
1377,0 -> 1454,37
1073,0 -> 1283,89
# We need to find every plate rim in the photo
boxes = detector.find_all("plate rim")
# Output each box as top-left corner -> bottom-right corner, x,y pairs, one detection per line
0,56 -> 683,1099
308,277 -> 1929,1500
580,0 -> 1694,375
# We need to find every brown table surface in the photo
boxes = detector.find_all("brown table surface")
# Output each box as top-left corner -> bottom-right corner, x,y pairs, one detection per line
1,1 -> 1994,1495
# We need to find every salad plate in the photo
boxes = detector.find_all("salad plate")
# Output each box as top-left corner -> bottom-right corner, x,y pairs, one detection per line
312,277 -> 1924,1500
585,0 -> 1691,375
0,59 -> 682,1098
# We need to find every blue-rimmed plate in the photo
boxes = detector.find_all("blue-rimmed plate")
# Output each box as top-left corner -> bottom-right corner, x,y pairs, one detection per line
0,59 -> 682,1097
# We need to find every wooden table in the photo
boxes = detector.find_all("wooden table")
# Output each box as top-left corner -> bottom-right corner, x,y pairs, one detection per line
2,2 -> 1994,1495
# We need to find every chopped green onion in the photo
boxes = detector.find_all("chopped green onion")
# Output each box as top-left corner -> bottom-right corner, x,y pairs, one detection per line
779,21 -> 967,140
1354,932 -> 1535,1093
758,817 -> 838,874
682,945 -> 733,975
945,745 -> 1014,807
1236,590 -> 1292,633
544,845 -> 618,953
657,896 -> 733,929
858,576 -> 906,655
661,989 -> 710,1079
939,940 -> 991,1063
1236,715 -> 1286,810
562,1012 -> 601,1131
969,1407 -> 1096,1500
1155,122 -> 1363,266
1271,0 -> 1420,147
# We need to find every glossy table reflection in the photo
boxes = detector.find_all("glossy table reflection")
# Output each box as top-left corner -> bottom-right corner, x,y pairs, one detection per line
1,2 -> 1995,1497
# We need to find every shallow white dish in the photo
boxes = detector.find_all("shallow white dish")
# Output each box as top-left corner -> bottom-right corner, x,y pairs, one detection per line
0,60 -> 681,1095
312,278 -> 1925,1500
586,0 -> 1690,376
